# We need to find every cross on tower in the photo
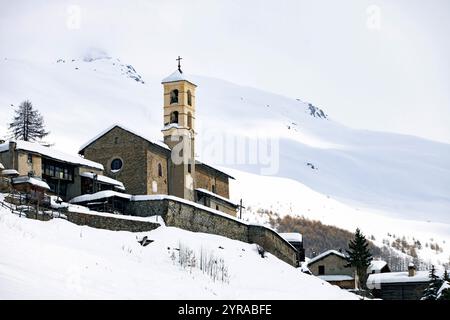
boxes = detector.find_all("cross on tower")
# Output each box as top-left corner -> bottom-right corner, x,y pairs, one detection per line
176,56 -> 183,73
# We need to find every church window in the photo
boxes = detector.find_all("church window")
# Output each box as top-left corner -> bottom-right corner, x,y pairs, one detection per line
188,163 -> 191,174
170,89 -> 179,104
170,111 -> 179,124
216,205 -> 219,210
187,112 -> 192,128
111,158 -> 123,172
187,90 -> 192,106
158,163 -> 163,177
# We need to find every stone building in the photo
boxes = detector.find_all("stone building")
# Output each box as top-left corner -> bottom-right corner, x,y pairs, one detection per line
79,64 -> 238,216
367,264 -> 432,300
0,140 -> 123,201
307,249 -> 357,289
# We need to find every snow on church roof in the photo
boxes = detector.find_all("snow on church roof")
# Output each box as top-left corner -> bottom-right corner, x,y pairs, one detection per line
78,124 -> 170,153
0,140 -> 103,170
161,69 -> 196,86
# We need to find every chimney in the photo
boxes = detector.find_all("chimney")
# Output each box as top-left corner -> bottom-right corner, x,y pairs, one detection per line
408,263 -> 416,277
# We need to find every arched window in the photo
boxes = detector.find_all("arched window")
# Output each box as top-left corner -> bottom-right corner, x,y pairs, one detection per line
170,111 -> 179,124
187,112 -> 192,128
187,90 -> 192,106
158,163 -> 163,177
170,89 -> 179,104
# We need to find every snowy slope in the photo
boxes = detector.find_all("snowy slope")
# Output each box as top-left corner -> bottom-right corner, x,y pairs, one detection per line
0,52 -> 449,264
0,207 -> 357,299
226,168 -> 450,267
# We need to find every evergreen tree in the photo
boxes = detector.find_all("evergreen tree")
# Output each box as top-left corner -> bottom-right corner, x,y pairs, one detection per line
346,228 -> 373,289
8,100 -> 49,142
421,265 -> 443,300
444,269 -> 450,282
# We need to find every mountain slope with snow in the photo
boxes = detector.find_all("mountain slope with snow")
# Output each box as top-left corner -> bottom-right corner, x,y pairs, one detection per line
0,52 -> 449,264
0,207 -> 357,299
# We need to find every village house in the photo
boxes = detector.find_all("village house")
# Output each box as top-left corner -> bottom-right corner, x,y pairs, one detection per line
307,250 -> 356,289
367,263 -> 432,300
78,63 -> 238,216
368,259 -> 391,274
0,140 -> 123,201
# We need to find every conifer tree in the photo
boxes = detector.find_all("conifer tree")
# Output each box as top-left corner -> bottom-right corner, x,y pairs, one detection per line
421,265 -> 443,300
346,228 -> 373,289
8,100 -> 49,142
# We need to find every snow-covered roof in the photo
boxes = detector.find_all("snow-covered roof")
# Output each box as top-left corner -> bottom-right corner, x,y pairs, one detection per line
1,169 -> 19,176
0,140 -> 103,170
80,172 -> 125,189
366,270 -> 441,289
195,161 -> 236,180
368,260 -> 388,273
0,163 -> 4,170
195,188 -> 238,207
307,250 -> 347,266
12,176 -> 50,190
279,232 -> 303,243
70,191 -> 132,203
318,275 -> 354,282
161,69 -> 196,86
78,124 -> 170,153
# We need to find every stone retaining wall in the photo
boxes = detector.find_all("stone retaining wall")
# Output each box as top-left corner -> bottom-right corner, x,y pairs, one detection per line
127,198 -> 298,267
65,211 -> 160,232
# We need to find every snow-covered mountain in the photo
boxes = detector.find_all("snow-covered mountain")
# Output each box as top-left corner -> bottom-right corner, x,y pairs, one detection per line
0,50 -> 449,266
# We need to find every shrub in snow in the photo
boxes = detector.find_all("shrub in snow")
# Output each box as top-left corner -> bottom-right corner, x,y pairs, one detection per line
169,243 -> 229,284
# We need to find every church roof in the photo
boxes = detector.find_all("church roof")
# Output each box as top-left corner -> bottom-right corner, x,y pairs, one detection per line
78,124 -> 171,154
161,69 -> 196,86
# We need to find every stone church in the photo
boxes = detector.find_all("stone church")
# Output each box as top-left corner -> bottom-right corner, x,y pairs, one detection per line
79,61 -> 238,216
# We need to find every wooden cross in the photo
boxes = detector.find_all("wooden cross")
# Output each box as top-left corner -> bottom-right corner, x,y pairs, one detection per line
176,56 -> 182,72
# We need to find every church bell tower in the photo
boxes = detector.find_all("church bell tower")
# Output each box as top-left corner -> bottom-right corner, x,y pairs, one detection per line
161,56 -> 197,201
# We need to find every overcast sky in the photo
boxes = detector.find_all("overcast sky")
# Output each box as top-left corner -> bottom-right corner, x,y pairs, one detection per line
1,0 -> 449,143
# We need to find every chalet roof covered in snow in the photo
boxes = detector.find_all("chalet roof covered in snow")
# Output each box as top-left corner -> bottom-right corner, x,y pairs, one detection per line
78,124 -> 170,153
366,270 -> 434,289
161,69 -> 196,86
279,232 -> 303,243
0,140 -> 103,170
318,275 -> 354,282
368,260 -> 388,273
1,169 -> 19,176
79,172 -> 125,190
195,188 -> 238,207
307,250 -> 347,266
70,190 -> 132,203
12,176 -> 50,190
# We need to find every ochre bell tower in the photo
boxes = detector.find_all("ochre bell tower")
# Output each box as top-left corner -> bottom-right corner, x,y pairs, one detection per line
161,57 -> 197,201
